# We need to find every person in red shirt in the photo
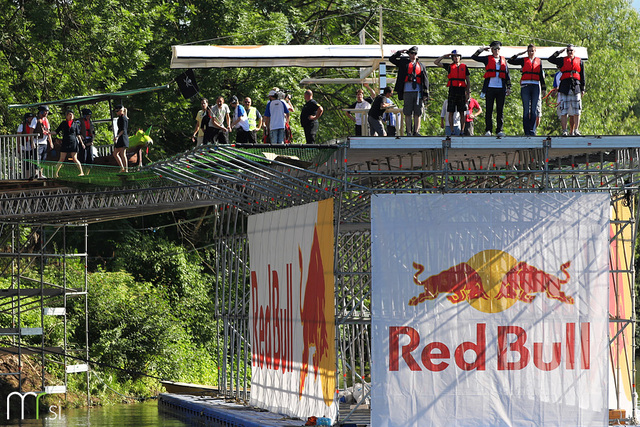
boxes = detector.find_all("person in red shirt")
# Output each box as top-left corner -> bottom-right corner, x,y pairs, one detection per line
463,97 -> 482,136
472,41 -> 511,137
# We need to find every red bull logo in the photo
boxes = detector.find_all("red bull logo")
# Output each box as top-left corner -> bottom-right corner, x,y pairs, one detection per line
409,250 -> 574,312
298,201 -> 335,407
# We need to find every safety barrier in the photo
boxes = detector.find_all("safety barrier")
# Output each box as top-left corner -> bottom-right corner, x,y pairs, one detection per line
0,134 -> 112,180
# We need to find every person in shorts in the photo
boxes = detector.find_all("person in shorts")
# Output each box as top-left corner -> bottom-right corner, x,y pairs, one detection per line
435,49 -> 470,136
548,44 -> 585,136
390,45 -> 429,136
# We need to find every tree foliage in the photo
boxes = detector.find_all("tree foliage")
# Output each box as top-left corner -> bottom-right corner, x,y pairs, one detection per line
0,0 -> 638,146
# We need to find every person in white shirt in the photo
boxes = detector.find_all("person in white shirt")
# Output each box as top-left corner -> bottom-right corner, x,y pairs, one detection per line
229,96 -> 251,143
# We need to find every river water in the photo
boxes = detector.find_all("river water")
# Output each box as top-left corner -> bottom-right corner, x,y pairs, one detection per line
5,400 -> 187,426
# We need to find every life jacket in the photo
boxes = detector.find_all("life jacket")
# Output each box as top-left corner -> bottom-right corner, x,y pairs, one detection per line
560,56 -> 581,81
447,63 -> 467,87
405,61 -> 423,84
20,122 -> 32,134
483,56 -> 507,79
247,107 -> 258,131
521,57 -> 542,81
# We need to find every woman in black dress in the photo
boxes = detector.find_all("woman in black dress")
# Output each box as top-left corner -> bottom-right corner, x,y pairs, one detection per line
113,105 -> 129,172
54,110 -> 84,177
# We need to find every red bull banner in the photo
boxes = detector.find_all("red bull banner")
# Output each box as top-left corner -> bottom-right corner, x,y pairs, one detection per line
248,199 -> 337,422
608,199 -> 634,414
371,194 -> 610,426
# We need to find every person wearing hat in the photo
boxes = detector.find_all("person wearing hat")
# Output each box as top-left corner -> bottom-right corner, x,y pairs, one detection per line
229,96 -> 251,144
548,44 -> 585,136
472,41 -> 512,137
17,112 -> 36,179
264,89 -> 290,144
78,108 -> 96,167
435,49 -> 470,136
113,105 -> 129,172
29,105 -> 53,179
390,45 -> 430,136
53,110 -> 84,177
508,44 -> 547,136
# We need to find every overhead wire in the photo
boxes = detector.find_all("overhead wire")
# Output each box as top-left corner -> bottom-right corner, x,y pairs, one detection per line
382,7 -> 570,46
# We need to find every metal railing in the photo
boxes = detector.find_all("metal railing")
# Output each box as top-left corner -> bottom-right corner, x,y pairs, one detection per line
0,134 -> 113,180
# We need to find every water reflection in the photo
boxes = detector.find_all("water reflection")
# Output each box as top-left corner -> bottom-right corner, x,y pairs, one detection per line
6,400 -> 187,426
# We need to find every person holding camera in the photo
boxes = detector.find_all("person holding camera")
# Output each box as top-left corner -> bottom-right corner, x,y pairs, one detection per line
390,45 -> 430,136
548,44 -> 585,136
472,41 -> 512,137
300,90 -> 324,144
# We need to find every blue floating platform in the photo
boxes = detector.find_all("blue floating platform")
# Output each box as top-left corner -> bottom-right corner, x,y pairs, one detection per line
158,393 -> 304,426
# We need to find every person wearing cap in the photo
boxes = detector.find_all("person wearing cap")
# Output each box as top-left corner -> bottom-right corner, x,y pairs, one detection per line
264,89 -> 290,144
508,44 -> 547,136
29,105 -> 53,179
53,110 -> 84,177
435,49 -> 470,136
367,87 -> 394,137
472,41 -> 512,137
229,96 -> 252,144
243,97 -> 262,143
210,96 -> 231,144
548,44 -> 585,136
113,105 -> 129,172
300,90 -> 324,144
78,108 -> 96,167
17,112 -> 36,179
390,45 -> 430,136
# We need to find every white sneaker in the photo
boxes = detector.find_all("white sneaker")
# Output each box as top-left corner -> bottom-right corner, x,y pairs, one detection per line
484,131 -> 492,136
497,131 -> 506,137
573,130 -> 581,136
562,130 -> 568,136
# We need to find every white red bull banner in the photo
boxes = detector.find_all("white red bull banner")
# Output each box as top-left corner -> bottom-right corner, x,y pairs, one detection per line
371,193 -> 610,427
248,199 -> 337,422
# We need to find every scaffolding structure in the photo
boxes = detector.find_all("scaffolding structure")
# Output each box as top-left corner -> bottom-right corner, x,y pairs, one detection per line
0,223 -> 90,404
1,136 -> 639,424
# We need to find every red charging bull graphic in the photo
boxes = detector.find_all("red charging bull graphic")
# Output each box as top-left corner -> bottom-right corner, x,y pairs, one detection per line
248,199 -> 336,421
409,250 -> 574,312
298,226 -> 335,406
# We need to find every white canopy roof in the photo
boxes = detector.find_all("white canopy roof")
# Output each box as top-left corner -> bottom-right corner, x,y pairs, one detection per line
170,44 -> 588,69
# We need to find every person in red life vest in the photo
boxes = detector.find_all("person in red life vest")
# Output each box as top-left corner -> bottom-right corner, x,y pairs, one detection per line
53,110 -> 84,177
390,45 -> 430,136
472,41 -> 512,137
548,44 -> 585,136
508,44 -> 547,136
435,49 -> 470,136
17,112 -> 36,179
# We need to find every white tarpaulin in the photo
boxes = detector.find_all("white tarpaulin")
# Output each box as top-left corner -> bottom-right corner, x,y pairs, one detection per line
170,44 -> 588,69
371,193 -> 609,427
248,199 -> 337,422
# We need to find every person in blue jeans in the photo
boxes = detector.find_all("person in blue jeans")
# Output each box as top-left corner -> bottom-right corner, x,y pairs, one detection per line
508,44 -> 546,136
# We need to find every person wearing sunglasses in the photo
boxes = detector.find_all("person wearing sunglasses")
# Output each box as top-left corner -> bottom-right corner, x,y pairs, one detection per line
548,44 -> 585,136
